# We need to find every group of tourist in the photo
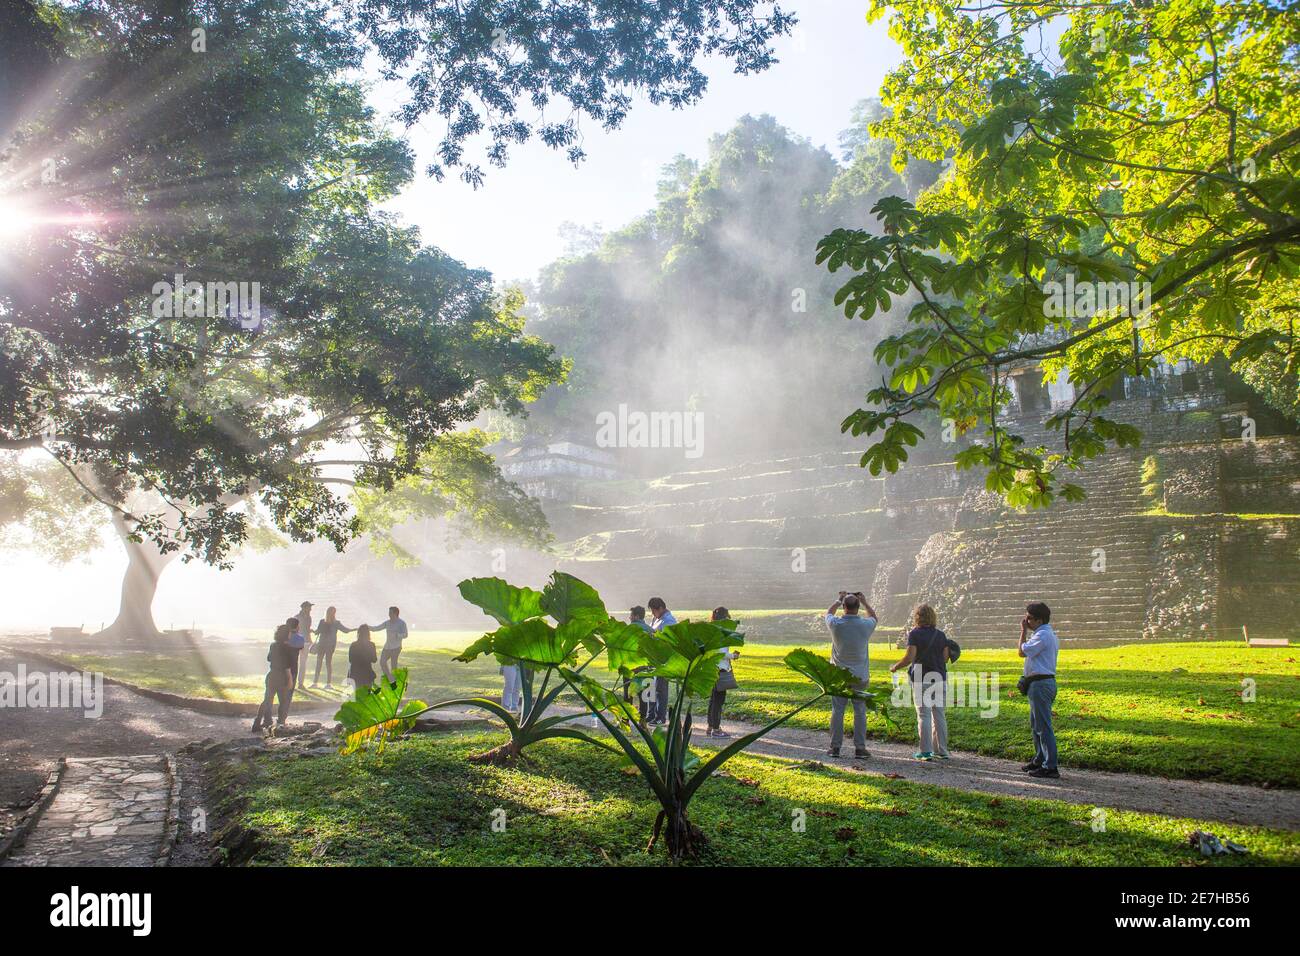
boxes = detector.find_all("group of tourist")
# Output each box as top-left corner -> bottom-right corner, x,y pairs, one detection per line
565,589 -> 1061,777
825,591 -> 1059,777
496,597 -> 741,738
251,602 -> 409,732
253,586 -> 1061,778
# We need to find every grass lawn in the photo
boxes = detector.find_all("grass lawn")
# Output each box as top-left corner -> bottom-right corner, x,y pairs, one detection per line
60,630 -> 506,709
62,638 -> 1297,787
728,642 -> 1300,789
223,729 -> 1300,866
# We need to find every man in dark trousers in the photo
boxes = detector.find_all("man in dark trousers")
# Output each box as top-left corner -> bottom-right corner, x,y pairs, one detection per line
646,597 -> 678,725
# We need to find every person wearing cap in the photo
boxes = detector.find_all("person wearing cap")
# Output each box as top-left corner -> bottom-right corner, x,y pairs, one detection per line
291,601 -> 313,690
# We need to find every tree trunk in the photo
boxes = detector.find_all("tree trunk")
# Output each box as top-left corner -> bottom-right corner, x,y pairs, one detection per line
94,512 -> 175,640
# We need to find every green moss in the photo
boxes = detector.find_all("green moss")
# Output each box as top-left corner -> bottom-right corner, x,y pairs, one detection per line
1140,454 -> 1162,499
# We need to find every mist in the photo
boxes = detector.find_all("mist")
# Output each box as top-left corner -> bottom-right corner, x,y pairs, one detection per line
0,106 -> 930,637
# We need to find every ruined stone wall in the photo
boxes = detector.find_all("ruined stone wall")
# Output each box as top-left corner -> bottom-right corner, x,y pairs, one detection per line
471,397 -> 1300,641
1144,521 -> 1220,639
1218,520 -> 1300,638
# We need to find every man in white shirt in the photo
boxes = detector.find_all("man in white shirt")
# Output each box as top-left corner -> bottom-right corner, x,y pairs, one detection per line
1018,601 -> 1060,778
371,606 -> 409,683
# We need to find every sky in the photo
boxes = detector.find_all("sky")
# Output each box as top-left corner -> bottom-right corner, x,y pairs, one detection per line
376,1 -> 901,284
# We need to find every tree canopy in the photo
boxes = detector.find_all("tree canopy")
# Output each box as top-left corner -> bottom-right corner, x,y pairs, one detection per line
818,0 -> 1300,507
0,0 -> 562,568
359,0 -> 797,185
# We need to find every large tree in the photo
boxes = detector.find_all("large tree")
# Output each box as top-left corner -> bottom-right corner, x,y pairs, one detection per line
0,0 -> 799,636
818,0 -> 1299,506
0,0 -> 562,636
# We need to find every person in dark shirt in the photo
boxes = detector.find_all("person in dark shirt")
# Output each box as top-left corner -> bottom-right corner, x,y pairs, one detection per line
628,606 -> 654,720
252,624 -> 295,733
347,624 -> 379,690
890,603 -> 951,760
705,606 -> 740,738
312,606 -> 353,688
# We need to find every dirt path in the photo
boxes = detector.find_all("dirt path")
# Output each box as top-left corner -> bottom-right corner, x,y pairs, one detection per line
0,646 -> 250,843
723,719 -> 1300,831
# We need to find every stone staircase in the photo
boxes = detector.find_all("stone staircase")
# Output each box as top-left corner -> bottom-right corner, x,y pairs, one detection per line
946,455 -> 1156,641
490,409 -> 1300,643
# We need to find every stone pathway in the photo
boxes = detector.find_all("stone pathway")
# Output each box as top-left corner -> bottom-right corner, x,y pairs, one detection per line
3,755 -> 177,867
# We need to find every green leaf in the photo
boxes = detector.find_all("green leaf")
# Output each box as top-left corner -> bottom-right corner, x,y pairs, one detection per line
494,618 -> 583,667
783,649 -> 873,699
457,577 -> 544,626
597,617 -> 652,673
452,628 -> 503,663
334,668 -> 428,754
540,571 -> 608,627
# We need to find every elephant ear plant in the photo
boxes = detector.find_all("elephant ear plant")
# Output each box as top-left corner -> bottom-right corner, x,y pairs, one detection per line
335,571 -> 623,764
562,621 -> 892,860
334,571 -> 892,861
334,667 -> 427,754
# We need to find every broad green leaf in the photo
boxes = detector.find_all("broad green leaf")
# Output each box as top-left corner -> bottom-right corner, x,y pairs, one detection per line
597,617 -> 652,673
540,571 -> 608,627
783,649 -> 872,699
494,618 -> 583,667
457,577 -> 544,626
334,668 -> 428,753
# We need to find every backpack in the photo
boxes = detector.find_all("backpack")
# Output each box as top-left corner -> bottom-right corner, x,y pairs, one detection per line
945,637 -> 961,663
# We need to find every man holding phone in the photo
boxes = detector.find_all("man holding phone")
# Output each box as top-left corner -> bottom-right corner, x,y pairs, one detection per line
1018,602 -> 1060,778
824,590 -> 877,759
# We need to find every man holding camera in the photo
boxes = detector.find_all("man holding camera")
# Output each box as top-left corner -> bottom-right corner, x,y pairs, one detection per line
824,591 -> 877,759
1018,601 -> 1060,778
